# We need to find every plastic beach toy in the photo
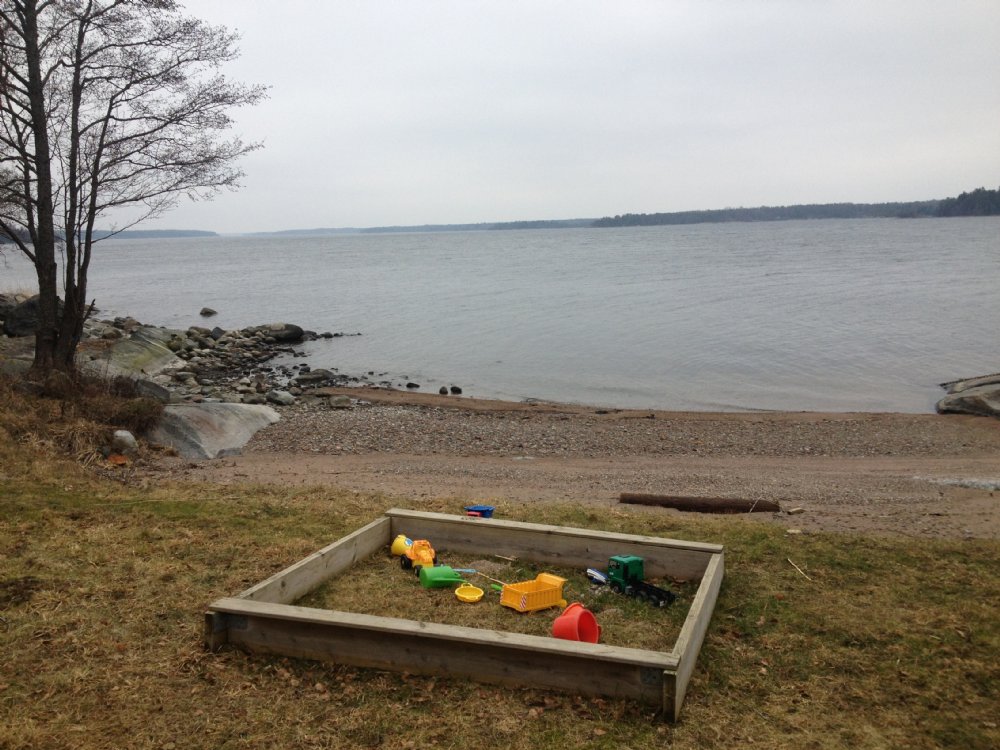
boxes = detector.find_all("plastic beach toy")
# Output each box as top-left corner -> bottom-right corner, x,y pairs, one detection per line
500,573 -> 568,613
464,504 -> 495,518
455,583 -> 484,603
400,539 -> 436,573
419,565 -> 467,589
390,534 -> 412,556
552,603 -> 601,643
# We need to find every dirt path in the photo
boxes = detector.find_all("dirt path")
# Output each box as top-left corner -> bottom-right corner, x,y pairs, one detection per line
160,451 -> 1000,538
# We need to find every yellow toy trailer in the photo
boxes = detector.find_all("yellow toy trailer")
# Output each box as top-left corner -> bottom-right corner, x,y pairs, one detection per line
500,573 -> 567,613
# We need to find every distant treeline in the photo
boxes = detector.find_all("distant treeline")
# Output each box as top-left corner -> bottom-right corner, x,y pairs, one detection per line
935,187 -> 1000,217
266,218 -> 595,236
1,228 -> 216,244
594,187 -> 1000,227
593,201 -> 940,228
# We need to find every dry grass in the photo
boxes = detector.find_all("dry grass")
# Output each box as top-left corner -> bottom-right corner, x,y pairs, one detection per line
1,443 -> 998,750
1,383 -> 998,749
298,550 -> 699,652
0,372 -> 162,460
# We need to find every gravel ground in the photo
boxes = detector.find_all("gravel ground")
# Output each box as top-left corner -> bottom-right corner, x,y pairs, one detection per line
158,391 -> 1000,540
245,398 -> 1000,459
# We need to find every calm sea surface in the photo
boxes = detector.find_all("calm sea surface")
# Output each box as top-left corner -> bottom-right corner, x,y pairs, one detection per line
3,218 -> 998,412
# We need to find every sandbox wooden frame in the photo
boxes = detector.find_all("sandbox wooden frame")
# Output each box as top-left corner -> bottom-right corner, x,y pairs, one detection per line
204,509 -> 724,721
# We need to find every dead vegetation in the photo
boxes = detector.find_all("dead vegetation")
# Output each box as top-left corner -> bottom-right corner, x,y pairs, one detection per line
1,384 -> 998,748
0,371 -> 162,462
297,550 -> 699,653
1,442 -> 998,749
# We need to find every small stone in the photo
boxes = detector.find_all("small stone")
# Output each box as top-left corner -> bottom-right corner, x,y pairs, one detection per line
199,307 -> 217,317
111,430 -> 139,456
266,389 -> 296,406
787,507 -> 805,515
439,386 -> 448,395
450,385 -> 463,395
294,368 -> 335,384
785,528 -> 803,535
406,382 -> 420,389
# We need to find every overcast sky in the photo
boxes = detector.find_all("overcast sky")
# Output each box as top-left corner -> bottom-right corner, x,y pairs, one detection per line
137,0 -> 1000,234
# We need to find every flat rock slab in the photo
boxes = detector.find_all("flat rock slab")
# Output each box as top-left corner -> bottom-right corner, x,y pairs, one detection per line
79,325 -> 185,379
146,403 -> 279,460
936,384 -> 1000,419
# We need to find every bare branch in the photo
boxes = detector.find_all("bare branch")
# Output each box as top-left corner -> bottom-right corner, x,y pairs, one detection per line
1,0 -> 264,374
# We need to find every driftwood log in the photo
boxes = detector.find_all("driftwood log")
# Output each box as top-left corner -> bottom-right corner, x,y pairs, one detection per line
619,493 -> 781,514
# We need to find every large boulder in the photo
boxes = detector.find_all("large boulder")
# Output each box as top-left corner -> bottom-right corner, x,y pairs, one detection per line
2,295 -> 63,337
262,323 -> 304,342
78,325 -> 185,379
146,403 -> 279,459
936,384 -> 1000,419
0,292 -> 21,320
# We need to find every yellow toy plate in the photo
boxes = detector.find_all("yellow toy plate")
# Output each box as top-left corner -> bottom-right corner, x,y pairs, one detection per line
455,583 -> 484,603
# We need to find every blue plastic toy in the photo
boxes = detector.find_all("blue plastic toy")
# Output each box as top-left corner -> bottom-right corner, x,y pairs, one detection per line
464,504 -> 495,518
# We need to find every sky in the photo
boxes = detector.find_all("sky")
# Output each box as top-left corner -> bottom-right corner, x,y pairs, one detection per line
133,0 -> 1000,234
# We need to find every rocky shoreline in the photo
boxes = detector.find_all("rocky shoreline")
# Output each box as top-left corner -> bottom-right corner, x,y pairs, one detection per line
2,292 -> 999,421
79,315 -> 381,408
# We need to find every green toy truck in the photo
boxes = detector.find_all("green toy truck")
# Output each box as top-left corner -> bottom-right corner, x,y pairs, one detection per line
606,555 -> 676,607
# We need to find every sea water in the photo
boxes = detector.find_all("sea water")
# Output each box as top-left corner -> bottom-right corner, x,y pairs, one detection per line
2,217 -> 998,412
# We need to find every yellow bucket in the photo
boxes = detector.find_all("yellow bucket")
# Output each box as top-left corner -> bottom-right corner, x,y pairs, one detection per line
455,583 -> 484,603
390,534 -> 411,556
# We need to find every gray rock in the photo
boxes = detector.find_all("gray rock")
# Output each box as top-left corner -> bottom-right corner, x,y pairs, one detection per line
0,292 -> 21,319
2,295 -> 63,337
111,429 -> 139,456
294,368 -> 335,384
450,385 -> 463,395
330,396 -> 352,409
941,373 -> 1000,395
78,325 -> 184,379
145,403 -> 279,459
134,378 -> 172,403
199,307 -> 218,317
266,389 -> 296,406
263,323 -> 304,342
936,384 -> 1000,419
0,357 -> 32,377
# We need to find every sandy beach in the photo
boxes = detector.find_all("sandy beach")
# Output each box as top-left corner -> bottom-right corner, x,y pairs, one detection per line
152,386 -> 1000,539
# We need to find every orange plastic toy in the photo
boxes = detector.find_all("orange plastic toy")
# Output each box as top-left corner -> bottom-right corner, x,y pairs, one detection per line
400,539 -> 436,573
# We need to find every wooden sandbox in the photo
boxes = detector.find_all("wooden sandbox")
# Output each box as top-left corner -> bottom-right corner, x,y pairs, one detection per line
204,508 -> 724,721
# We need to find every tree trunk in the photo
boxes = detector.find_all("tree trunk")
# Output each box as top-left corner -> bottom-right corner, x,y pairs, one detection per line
21,0 -> 60,379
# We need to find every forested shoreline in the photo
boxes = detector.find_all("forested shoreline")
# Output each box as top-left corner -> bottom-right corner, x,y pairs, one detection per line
594,187 -> 1000,228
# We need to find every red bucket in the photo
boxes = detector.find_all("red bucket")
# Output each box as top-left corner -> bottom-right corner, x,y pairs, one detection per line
551,603 -> 601,643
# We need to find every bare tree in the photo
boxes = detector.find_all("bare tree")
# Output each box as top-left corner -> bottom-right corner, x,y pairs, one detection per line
0,0 -> 264,376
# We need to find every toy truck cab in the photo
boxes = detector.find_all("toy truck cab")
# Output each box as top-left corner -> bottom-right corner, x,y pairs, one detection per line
607,554 -> 645,593
400,539 -> 437,573
607,554 -> 676,607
